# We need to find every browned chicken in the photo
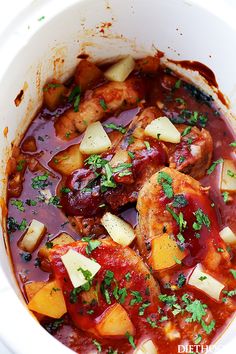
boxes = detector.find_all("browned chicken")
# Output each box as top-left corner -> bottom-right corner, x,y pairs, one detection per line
167,124 -> 213,179
55,77 -> 145,139
136,167 -> 229,272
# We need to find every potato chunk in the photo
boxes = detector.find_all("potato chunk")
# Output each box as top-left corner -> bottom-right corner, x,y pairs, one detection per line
19,219 -> 46,253
104,55 -> 135,82
50,144 -> 84,175
150,234 -> 186,270
79,122 -> 112,155
25,281 -> 46,301
74,60 -> 102,91
220,159 -> 236,192
101,212 -> 136,246
28,280 -> 67,318
188,264 -> 224,301
144,116 -> 181,143
43,82 -> 66,111
95,303 -> 135,337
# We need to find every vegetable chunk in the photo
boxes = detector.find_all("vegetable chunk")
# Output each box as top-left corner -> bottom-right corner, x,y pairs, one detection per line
96,303 -> 135,337
28,280 -> 67,318
79,122 -> 112,155
220,159 -> 236,192
150,234 -> 186,270
101,212 -> 136,246
144,117 -> 181,143
50,144 -> 84,175
104,55 -> 135,82
19,219 -> 46,253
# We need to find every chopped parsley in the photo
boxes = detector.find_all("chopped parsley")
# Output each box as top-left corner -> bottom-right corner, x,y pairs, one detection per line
31,173 -> 50,189
227,169 -> 236,178
127,135 -> 134,146
99,99 -> 107,111
130,290 -> 143,306
166,206 -> 187,233
7,217 -> 27,234
174,256 -> 182,265
81,237 -> 101,255
229,141 -> 236,147
101,163 -> 117,192
157,171 -> 173,198
25,199 -> 37,206
172,194 -> 188,208
229,269 -> 236,279
174,79 -> 182,89
85,154 -> 107,170
207,158 -> 224,175
104,122 -> 126,134
199,276 -> 207,281
192,208 -> 210,231
60,187 -> 71,194
176,273 -> 186,288
125,272 -> 131,281
48,196 -> 61,207
175,97 -> 185,105
128,151 -> 135,159
10,199 -> 25,212
146,317 -> 157,328
68,86 -> 81,112
222,289 -> 236,297
158,294 -> 177,307
125,332 -> 136,349
16,159 -> 26,171
194,334 -> 202,344
181,126 -> 192,137
138,302 -> 151,316
222,191 -> 229,203
45,241 -> 53,249
144,141 -> 151,150
92,339 -> 102,352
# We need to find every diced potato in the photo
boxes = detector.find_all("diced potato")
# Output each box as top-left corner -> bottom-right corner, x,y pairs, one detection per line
79,122 -> 112,155
96,303 -> 135,337
109,149 -> 130,167
150,234 -> 186,271
188,264 -> 224,301
144,117 -> 181,143
22,136 -> 37,152
50,144 -> 84,175
25,281 -> 46,301
28,280 -> 67,318
43,82 -> 66,111
19,219 -> 46,253
74,60 -> 102,91
135,339 -> 158,354
61,249 -> 101,288
101,212 -> 136,246
220,159 -> 236,192
135,56 -> 160,74
104,55 -> 135,82
219,226 -> 236,244
38,233 -> 75,260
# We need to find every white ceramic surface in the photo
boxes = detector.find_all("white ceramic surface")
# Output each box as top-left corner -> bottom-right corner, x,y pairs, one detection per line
0,1 -> 236,353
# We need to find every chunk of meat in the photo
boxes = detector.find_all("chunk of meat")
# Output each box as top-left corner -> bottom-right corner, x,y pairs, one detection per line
60,107 -> 167,216
50,239 -> 160,337
166,124 -> 213,179
55,77 -> 145,139
136,167 -> 229,271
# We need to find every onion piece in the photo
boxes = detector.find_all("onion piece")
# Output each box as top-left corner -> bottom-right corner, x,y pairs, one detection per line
219,226 -> 236,244
101,212 -> 136,246
19,219 -> 46,253
188,264 -> 224,301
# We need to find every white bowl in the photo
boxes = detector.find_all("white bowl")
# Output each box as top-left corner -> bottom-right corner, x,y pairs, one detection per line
0,0 -> 235,353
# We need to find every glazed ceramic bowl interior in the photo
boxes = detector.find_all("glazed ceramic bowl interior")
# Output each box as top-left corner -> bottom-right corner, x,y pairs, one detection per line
0,0 -> 236,353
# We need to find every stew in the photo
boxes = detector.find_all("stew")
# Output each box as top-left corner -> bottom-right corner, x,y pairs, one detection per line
6,54 -> 236,354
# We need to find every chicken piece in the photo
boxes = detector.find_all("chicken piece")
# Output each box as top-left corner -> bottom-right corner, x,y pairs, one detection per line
50,238 -> 160,337
55,77 -> 145,139
60,108 -> 167,216
136,167 -> 229,272
166,124 -> 213,179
